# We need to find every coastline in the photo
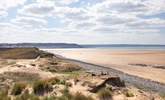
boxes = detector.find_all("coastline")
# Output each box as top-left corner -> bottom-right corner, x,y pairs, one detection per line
64,58 -> 165,93
43,48 -> 165,93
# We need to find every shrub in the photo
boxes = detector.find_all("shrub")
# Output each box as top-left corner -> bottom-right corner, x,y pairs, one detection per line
66,82 -> 72,87
47,77 -> 60,85
11,83 -> 26,95
73,92 -> 94,100
25,93 -> 40,100
59,88 -> 94,100
0,89 -> 11,100
59,80 -> 66,85
4,71 -> 40,82
15,92 -> 40,100
33,80 -> 53,95
160,93 -> 165,99
58,87 -> 73,100
125,91 -> 134,97
15,89 -> 29,100
43,96 -> 57,100
98,88 -> 112,100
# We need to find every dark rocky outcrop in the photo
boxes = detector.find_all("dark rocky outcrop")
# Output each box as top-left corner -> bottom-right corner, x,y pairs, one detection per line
89,77 -> 125,93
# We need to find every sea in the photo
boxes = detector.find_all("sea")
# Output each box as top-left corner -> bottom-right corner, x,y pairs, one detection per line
76,45 -> 165,50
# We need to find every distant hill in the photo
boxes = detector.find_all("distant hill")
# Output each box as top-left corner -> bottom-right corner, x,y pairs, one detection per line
0,43 -> 82,48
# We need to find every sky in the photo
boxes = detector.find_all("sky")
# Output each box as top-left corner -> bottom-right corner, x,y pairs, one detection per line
0,0 -> 165,44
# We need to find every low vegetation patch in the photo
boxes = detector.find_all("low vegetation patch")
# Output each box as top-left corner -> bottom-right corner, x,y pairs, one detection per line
3,71 -> 41,82
43,63 -> 81,73
0,48 -> 40,59
11,83 -> 26,95
159,93 -> 165,99
59,87 -> 73,100
43,96 -> 57,100
73,92 -> 94,100
124,90 -> 134,97
14,90 -> 40,100
98,88 -> 113,100
0,47 -> 54,59
0,89 -> 11,100
33,80 -> 53,95
46,77 -> 60,85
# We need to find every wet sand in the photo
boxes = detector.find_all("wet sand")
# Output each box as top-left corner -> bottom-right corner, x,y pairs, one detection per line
44,49 -> 165,84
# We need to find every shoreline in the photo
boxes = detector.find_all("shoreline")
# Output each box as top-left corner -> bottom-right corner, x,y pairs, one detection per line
62,57 -> 165,93
43,48 -> 165,93
44,49 -> 165,83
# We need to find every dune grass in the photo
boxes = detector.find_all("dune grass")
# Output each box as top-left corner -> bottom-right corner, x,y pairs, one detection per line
33,80 -> 53,95
125,91 -> 134,97
0,89 -> 11,100
11,83 -> 27,95
98,88 -> 113,100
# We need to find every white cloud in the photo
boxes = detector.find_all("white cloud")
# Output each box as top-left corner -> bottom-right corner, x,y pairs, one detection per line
0,0 -> 26,17
0,10 -> 8,17
18,3 -> 54,17
36,0 -> 79,5
0,0 -> 165,44
0,0 -> 26,10
11,16 -> 47,28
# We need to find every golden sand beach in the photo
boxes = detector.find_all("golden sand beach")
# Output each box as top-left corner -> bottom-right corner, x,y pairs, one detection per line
45,49 -> 165,84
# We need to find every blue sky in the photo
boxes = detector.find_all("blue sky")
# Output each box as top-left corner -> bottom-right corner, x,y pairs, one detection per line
0,0 -> 165,44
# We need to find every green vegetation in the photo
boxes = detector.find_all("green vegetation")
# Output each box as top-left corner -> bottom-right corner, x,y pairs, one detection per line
58,71 -> 85,79
0,48 -> 40,59
59,87 -> 94,100
98,88 -> 113,100
58,87 -> 73,100
3,71 -> 41,82
59,80 -> 66,85
45,77 -> 67,85
125,91 -> 134,97
159,93 -> 165,99
43,96 -> 57,100
11,83 -> 26,95
46,77 -> 60,85
0,47 -> 55,59
0,89 -> 11,100
14,91 -> 40,100
33,80 -> 53,95
45,63 -> 81,73
73,92 -> 94,100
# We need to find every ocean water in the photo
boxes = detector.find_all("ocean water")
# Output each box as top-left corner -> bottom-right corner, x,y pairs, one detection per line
80,45 -> 165,50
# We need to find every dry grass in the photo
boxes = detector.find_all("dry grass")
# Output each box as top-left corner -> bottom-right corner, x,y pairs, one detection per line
3,71 -> 41,82
0,89 -> 11,100
73,92 -> 94,100
125,91 -> 134,97
98,88 -> 113,100
11,83 -> 26,95
33,80 -> 53,95
37,58 -> 81,72
0,47 -> 54,59
0,48 -> 40,59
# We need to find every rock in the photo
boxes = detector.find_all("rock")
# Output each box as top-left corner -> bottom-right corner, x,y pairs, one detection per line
91,73 -> 96,76
66,82 -> 72,87
89,77 -> 125,93
101,71 -> 108,75
74,78 -> 79,85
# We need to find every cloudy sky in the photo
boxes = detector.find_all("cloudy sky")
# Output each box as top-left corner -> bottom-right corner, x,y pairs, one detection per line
0,0 -> 165,44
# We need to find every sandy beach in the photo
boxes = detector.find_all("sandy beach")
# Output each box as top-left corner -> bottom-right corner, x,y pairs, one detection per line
44,49 -> 165,84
